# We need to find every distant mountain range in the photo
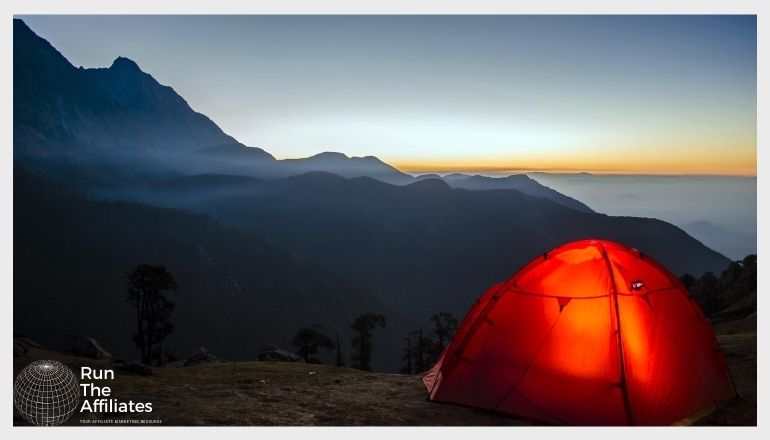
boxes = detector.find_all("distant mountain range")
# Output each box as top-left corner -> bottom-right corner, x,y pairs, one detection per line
117,171 -> 730,320
437,173 -> 591,212
12,19 -> 731,371
679,220 -> 756,262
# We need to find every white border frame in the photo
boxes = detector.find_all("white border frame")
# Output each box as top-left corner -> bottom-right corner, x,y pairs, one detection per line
1,1 -> 763,439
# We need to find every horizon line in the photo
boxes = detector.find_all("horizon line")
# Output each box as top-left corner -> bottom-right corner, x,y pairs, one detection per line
271,151 -> 757,177
387,160 -> 757,177
396,168 -> 757,178
270,150 -> 756,177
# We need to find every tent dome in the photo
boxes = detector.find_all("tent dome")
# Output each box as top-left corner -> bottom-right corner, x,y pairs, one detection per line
423,239 -> 734,425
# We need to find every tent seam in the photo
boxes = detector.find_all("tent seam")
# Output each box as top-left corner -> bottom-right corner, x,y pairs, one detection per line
508,285 -> 678,300
599,242 -> 635,426
488,307 -> 564,412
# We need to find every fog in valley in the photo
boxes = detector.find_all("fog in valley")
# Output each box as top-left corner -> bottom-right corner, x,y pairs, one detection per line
527,173 -> 756,260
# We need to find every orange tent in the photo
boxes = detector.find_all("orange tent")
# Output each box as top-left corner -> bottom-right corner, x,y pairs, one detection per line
423,239 -> 735,425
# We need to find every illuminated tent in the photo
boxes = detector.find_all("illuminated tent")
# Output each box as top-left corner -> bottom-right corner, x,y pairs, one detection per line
423,239 -> 734,425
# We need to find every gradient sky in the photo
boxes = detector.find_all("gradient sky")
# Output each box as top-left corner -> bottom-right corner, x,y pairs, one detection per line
19,15 -> 757,175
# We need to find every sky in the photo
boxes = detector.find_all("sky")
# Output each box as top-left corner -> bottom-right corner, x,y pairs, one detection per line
19,15 -> 757,175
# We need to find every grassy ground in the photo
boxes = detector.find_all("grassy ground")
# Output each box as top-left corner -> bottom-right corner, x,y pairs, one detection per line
13,348 -> 522,426
13,316 -> 755,426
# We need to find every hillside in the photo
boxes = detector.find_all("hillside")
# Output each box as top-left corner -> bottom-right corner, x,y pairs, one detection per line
123,172 -> 730,322
13,311 -> 755,426
14,167 -> 406,371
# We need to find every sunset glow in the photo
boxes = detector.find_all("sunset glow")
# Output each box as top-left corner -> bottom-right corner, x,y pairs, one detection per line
391,148 -> 757,176
20,15 -> 757,176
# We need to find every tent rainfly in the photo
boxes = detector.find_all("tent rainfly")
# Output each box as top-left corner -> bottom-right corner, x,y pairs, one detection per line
423,239 -> 735,425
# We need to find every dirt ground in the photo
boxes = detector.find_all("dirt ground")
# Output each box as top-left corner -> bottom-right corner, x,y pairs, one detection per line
13,317 -> 755,426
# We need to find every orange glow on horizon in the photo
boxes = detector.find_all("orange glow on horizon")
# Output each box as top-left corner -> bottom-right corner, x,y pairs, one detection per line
390,156 -> 757,177
386,138 -> 757,177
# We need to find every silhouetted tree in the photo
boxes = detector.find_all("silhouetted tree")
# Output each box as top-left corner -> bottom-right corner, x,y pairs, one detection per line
679,273 -> 697,293
682,255 -> 757,318
401,335 -> 413,374
698,271 -> 719,297
292,324 -> 334,363
430,312 -> 459,351
351,313 -> 386,371
417,328 -> 426,372
738,255 -> 757,291
401,327 -> 437,374
335,332 -> 346,367
126,264 -> 178,365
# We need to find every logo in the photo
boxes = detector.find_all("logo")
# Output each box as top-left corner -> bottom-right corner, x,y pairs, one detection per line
15,361 -> 159,426
14,360 -> 80,426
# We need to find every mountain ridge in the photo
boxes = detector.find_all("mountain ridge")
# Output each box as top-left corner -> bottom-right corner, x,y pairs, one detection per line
13,18 -> 595,213
118,170 -> 731,322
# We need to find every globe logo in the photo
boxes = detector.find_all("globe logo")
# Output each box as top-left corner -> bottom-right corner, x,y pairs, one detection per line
14,360 -> 80,426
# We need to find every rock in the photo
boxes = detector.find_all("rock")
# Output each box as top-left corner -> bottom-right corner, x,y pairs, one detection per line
257,344 -> 301,362
115,361 -> 153,376
13,336 -> 46,351
183,347 -> 220,367
13,341 -> 28,357
65,336 -> 112,359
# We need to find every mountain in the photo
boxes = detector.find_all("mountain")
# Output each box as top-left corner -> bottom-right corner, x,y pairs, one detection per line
188,142 -> 278,177
197,142 -> 275,161
192,147 -> 413,184
679,220 -> 755,261
440,173 -> 593,213
13,18 -> 591,213
13,20 -> 235,161
13,19 -> 401,185
82,56 -> 237,153
415,174 -> 443,180
281,152 -> 413,185
13,166 -> 406,371
120,171 -> 731,322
